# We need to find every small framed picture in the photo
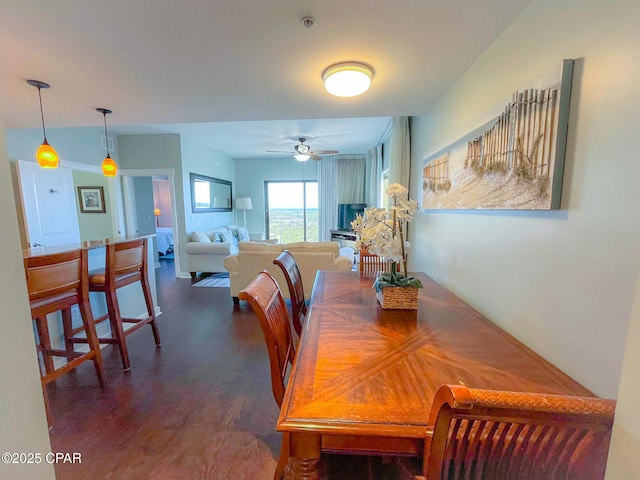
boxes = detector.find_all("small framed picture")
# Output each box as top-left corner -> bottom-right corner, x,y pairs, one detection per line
78,186 -> 106,213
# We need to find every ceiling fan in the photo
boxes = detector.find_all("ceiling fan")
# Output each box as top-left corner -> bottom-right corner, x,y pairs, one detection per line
267,137 -> 338,161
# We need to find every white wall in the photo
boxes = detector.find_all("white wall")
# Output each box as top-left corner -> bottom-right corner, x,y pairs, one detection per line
0,110 -> 54,479
234,157 -> 319,235
152,178 -> 172,228
409,0 -> 640,398
180,136 -> 235,233
606,262 -> 640,478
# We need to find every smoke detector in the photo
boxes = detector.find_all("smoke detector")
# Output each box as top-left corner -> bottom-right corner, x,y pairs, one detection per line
300,16 -> 315,29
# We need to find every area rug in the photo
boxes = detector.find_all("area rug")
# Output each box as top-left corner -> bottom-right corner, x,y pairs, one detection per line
193,272 -> 230,288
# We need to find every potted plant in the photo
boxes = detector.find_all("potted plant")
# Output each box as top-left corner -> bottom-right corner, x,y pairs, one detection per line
351,183 -> 423,309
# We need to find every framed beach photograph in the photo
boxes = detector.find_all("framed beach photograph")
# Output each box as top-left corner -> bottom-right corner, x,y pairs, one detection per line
422,59 -> 574,210
78,186 -> 106,213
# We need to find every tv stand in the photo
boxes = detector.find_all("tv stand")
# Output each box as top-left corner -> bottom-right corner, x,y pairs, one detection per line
330,229 -> 357,245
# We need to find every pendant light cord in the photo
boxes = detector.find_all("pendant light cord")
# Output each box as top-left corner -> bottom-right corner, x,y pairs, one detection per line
102,112 -> 111,157
37,87 -> 47,141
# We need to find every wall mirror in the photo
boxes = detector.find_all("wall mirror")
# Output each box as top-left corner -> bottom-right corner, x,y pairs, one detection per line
190,173 -> 232,213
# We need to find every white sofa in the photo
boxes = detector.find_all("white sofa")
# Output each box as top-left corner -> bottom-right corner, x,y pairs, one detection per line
223,241 -> 353,304
185,225 -> 248,278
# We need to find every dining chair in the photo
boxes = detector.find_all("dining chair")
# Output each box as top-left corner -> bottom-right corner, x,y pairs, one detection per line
416,384 -> 616,480
72,238 -> 161,370
239,271 -> 296,479
24,248 -> 106,426
273,250 -> 307,336
359,245 -> 394,274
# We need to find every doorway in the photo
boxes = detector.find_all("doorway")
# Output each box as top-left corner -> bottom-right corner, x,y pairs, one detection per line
120,169 -> 181,278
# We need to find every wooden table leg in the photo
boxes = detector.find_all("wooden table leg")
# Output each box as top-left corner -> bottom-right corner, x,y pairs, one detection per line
284,433 -> 321,480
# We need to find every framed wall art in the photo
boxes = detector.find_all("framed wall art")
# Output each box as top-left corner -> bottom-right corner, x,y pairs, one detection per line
422,59 -> 574,210
78,186 -> 106,213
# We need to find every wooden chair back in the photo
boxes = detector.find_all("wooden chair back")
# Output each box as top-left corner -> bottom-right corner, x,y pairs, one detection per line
239,271 -> 296,407
24,249 -> 85,310
273,250 -> 307,336
359,245 -> 394,274
110,238 -> 147,285
420,384 -> 616,480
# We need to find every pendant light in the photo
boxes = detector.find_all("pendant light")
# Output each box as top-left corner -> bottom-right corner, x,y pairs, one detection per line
97,108 -> 117,177
27,80 -> 59,169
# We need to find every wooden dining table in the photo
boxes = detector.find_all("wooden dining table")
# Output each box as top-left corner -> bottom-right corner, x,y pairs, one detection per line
276,271 -> 593,479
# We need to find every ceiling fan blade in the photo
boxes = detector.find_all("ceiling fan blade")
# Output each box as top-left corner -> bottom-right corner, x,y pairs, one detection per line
309,150 -> 339,155
310,154 -> 322,161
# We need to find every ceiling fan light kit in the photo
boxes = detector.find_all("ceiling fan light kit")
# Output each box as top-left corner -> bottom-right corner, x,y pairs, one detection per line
322,62 -> 374,97
266,137 -> 339,161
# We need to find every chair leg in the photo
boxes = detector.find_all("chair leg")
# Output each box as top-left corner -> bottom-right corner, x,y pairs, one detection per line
141,275 -> 161,346
34,316 -> 55,374
275,432 -> 290,480
41,384 -> 53,429
104,288 -> 131,370
61,308 -> 75,362
78,299 -> 106,387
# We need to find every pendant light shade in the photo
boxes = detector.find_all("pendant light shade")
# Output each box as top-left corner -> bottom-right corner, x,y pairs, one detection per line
97,108 -> 117,177
36,140 -> 59,169
27,80 -> 59,169
102,155 -> 117,177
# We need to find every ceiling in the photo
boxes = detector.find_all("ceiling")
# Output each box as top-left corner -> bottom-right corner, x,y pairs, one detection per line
0,0 -> 531,160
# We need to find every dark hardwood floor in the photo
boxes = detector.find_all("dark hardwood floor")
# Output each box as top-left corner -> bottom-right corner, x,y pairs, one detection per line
48,258 -> 420,479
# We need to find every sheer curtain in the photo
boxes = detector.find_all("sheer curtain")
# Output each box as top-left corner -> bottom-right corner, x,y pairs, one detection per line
365,146 -> 381,208
389,116 -> 411,188
336,155 -> 366,203
318,155 -> 366,240
318,156 -> 337,241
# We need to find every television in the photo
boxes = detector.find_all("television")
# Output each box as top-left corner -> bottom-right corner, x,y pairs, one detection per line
337,203 -> 367,231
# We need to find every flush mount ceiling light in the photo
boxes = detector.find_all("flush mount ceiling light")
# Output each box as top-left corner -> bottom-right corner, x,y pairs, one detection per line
322,62 -> 375,97
27,79 -> 59,169
97,108 -> 117,177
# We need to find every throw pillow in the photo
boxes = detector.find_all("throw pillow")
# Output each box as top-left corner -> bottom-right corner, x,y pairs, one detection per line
237,227 -> 250,241
191,231 -> 212,243
215,228 -> 236,246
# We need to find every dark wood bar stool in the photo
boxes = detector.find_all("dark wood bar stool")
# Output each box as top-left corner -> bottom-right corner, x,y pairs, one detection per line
24,248 -> 106,426
80,237 -> 161,370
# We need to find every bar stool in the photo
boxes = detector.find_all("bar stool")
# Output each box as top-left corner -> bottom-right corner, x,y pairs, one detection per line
84,238 -> 161,370
24,248 -> 106,425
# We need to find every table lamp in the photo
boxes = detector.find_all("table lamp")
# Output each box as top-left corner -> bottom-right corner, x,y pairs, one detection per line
236,197 -> 253,229
154,208 -> 161,227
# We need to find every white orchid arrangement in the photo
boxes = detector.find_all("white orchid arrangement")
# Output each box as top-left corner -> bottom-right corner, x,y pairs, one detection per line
351,183 -> 423,291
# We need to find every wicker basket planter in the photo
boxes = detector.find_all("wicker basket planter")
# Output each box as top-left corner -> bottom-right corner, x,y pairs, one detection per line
376,286 -> 418,310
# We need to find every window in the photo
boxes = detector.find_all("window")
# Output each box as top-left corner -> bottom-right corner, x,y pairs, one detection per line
381,169 -> 389,208
265,181 -> 318,243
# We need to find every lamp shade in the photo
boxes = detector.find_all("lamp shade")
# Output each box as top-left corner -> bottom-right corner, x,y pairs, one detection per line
322,62 -> 374,97
102,155 -> 117,177
154,208 -> 161,216
36,140 -> 59,168
236,197 -> 253,210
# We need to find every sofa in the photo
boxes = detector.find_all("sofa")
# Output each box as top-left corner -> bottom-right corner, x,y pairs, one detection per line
223,241 -> 353,304
185,225 -> 258,278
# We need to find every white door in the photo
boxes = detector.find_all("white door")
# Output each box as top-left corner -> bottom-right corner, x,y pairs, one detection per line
17,160 -> 80,247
